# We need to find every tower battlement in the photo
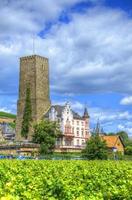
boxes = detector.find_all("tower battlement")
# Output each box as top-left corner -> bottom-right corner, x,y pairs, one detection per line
20,55 -> 48,61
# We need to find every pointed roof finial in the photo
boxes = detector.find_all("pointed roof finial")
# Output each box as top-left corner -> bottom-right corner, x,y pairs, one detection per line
83,106 -> 89,119
94,118 -> 101,135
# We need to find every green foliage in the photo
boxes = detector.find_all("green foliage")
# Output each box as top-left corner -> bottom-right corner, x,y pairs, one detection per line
125,146 -> 132,155
0,112 -> 16,119
0,160 -> 131,199
21,86 -> 32,139
9,122 -> 16,129
107,132 -> 115,136
126,139 -> 132,146
82,135 -> 108,160
32,120 -> 62,154
116,131 -> 128,144
124,136 -> 132,155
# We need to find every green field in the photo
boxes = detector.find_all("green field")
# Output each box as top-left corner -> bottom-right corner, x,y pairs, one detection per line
0,160 -> 131,200
0,112 -> 16,119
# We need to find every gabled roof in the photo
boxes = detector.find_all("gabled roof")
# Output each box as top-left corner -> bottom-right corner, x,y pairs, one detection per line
44,105 -> 64,118
73,112 -> 82,119
44,105 -> 82,119
101,135 -> 125,148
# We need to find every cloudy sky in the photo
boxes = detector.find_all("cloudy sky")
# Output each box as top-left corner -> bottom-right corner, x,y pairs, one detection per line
0,0 -> 132,135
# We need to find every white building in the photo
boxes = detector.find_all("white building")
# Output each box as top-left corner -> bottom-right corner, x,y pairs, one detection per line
45,102 -> 91,151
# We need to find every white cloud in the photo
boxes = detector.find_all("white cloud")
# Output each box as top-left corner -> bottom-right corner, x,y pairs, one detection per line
117,124 -> 125,130
0,0 -> 94,38
0,107 -> 11,113
1,3 -> 132,95
71,101 -> 84,111
0,43 -> 21,55
120,96 -> 132,105
38,6 -> 132,95
52,100 -> 84,113
118,124 -> 132,136
90,108 -> 132,122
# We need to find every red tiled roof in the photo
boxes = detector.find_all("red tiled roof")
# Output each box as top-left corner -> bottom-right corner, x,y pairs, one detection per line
101,135 -> 119,148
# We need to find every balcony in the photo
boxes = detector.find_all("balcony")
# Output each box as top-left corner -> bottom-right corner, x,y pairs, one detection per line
64,132 -> 74,137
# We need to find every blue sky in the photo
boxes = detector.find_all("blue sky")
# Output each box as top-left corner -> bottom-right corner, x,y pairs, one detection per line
0,0 -> 132,135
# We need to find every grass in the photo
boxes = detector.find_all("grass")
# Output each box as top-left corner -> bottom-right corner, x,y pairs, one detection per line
0,112 -> 16,119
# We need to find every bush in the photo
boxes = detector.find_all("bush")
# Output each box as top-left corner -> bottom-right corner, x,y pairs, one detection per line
82,135 -> 108,160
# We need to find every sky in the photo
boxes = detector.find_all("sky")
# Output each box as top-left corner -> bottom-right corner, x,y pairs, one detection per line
0,0 -> 132,135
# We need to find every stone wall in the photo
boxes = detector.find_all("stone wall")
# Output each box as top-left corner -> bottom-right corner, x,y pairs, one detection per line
0,144 -> 39,155
0,118 -> 15,123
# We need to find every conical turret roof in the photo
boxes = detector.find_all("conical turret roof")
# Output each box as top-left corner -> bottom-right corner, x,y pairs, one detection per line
83,107 -> 90,118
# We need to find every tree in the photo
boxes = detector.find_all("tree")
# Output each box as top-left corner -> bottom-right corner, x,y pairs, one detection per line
116,131 -> 128,145
124,138 -> 132,155
107,132 -> 115,136
32,120 -> 62,154
9,122 -> 16,129
82,135 -> 108,160
125,146 -> 132,155
21,85 -> 32,139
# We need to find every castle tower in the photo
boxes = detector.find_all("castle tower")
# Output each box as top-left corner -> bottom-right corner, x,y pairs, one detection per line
16,55 -> 51,141
82,107 -> 91,138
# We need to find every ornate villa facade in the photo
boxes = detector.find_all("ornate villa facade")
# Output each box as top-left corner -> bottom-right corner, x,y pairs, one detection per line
45,102 -> 91,152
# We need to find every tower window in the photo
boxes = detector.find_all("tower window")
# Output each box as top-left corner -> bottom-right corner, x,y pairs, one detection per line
42,64 -> 45,70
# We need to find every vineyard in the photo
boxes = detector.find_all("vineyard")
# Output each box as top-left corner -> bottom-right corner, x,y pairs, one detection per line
0,160 -> 132,200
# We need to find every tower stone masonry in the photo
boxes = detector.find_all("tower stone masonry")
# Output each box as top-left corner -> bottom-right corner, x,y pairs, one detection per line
16,55 -> 51,141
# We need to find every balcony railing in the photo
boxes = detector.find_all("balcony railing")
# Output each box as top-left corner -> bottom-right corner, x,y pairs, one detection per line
55,145 -> 85,149
64,132 -> 74,137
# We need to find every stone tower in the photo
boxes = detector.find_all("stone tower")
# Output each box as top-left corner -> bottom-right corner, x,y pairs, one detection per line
16,55 -> 51,141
